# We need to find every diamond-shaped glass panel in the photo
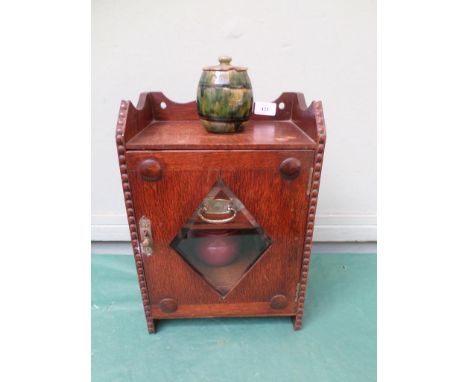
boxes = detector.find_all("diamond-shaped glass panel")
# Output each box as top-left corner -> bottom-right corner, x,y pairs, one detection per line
170,180 -> 272,297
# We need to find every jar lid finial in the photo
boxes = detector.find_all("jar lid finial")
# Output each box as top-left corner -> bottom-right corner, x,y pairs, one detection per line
218,56 -> 232,65
203,56 -> 247,72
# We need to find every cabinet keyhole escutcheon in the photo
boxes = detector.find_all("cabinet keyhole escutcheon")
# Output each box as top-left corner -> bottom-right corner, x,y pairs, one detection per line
139,216 -> 153,256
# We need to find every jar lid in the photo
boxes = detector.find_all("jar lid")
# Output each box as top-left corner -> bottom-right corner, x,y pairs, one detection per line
203,56 -> 247,71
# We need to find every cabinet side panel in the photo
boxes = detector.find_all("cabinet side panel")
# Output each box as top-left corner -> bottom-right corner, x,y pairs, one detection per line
293,101 -> 326,330
116,100 -> 155,333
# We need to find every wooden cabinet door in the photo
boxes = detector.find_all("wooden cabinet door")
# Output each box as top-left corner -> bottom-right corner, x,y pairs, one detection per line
126,150 -> 313,318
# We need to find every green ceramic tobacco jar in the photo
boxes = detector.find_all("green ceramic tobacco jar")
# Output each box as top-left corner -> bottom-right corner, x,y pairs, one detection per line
197,56 -> 253,133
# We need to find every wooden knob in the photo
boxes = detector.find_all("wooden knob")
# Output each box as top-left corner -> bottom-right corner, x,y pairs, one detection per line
270,294 -> 288,309
279,158 -> 301,180
140,159 -> 162,182
159,298 -> 178,313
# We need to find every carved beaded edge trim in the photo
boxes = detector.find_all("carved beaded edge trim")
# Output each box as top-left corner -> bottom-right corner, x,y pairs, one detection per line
116,100 -> 155,333
293,100 -> 326,330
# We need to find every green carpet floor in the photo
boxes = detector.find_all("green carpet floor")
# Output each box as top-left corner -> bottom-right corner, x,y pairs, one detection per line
92,253 -> 376,382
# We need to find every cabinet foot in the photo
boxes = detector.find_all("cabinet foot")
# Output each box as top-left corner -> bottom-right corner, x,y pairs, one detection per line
146,318 -> 157,334
292,315 -> 303,330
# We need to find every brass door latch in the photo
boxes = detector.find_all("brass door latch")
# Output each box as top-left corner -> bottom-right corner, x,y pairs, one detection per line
139,216 -> 153,256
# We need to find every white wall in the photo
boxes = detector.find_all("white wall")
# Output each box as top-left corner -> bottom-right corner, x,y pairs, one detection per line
92,0 -> 376,241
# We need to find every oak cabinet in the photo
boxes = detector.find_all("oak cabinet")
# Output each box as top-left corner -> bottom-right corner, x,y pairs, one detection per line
116,92 -> 326,333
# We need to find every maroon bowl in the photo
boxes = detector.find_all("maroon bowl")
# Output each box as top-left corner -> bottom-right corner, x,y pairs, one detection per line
195,230 -> 239,267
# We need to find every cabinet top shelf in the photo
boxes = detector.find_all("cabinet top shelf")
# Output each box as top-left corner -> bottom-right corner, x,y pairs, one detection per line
118,92 -> 325,151
126,120 -> 316,150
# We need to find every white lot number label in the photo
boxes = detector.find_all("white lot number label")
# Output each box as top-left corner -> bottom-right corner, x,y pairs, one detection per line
254,102 -> 277,116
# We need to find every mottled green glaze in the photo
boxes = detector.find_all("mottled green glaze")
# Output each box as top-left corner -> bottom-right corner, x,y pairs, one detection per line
197,57 -> 253,133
